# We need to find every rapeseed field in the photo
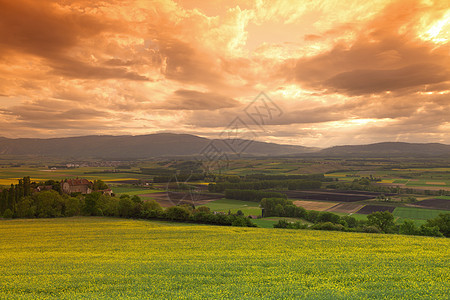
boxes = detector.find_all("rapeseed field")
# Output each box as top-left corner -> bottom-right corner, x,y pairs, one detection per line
0,217 -> 448,299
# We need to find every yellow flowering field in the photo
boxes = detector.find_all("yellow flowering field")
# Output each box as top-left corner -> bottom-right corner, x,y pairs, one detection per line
0,217 -> 449,299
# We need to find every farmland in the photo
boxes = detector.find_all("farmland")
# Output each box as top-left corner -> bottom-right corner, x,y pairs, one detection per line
0,217 -> 449,299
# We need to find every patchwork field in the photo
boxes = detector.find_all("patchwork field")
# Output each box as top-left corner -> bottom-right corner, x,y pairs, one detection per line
356,205 -> 396,214
293,200 -> 338,211
413,198 -> 450,210
393,207 -> 450,220
0,218 -> 449,299
0,166 -> 148,187
283,190 -> 382,202
204,199 -> 262,216
327,203 -> 365,214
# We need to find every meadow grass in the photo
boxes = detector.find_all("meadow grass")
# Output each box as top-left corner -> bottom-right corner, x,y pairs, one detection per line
0,217 -> 448,299
393,207 -> 450,220
203,199 -> 261,216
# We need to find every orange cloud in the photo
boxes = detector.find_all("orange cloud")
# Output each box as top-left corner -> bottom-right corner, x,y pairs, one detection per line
0,0 -> 448,146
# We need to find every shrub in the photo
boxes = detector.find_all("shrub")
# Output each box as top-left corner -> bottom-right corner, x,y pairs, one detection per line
166,206 -> 191,221
419,225 -> 444,237
118,197 -> 134,218
3,208 -> 13,219
367,211 -> 395,233
274,219 -> 307,229
363,225 -> 382,234
317,212 -> 341,224
311,222 -> 344,231
425,213 -> 449,237
399,220 -> 419,235
342,216 -> 357,228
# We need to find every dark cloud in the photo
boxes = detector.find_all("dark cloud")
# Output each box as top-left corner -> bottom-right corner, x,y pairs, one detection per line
324,64 -> 448,95
163,89 -> 241,110
0,0 -> 105,57
0,0 -> 149,81
49,57 -> 149,81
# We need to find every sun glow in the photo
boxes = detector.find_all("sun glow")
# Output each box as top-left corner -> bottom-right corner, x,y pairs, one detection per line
420,10 -> 450,44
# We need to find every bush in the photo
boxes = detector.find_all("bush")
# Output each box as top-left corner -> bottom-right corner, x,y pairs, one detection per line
166,206 -> 191,221
274,219 -> 290,228
118,197 -> 134,218
260,198 -> 292,217
274,219 -> 307,229
367,211 -> 395,233
317,212 -> 341,224
342,216 -> 357,228
231,216 -> 249,227
311,222 -> 344,231
419,225 -> 444,237
65,197 -> 81,217
16,196 -> 36,218
425,213 -> 449,237
36,190 -> 65,218
399,220 -> 419,235
3,208 -> 13,219
363,225 -> 382,234
305,210 -> 320,223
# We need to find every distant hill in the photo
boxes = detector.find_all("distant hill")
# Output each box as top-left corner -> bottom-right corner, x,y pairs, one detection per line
314,142 -> 450,157
0,135 -> 448,158
0,134 -> 316,159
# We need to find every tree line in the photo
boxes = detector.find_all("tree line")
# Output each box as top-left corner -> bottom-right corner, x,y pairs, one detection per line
327,178 -> 450,196
0,177 -> 108,216
261,197 -> 449,237
208,179 -> 322,193
224,189 -> 287,202
0,178 -> 256,228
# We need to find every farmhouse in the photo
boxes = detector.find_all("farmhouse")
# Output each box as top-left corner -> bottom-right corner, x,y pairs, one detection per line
61,178 -> 93,194
36,185 -> 53,192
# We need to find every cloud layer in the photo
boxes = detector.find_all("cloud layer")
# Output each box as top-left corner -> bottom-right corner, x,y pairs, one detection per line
0,0 -> 449,146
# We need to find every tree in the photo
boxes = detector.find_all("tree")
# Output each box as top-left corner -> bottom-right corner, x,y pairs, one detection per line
65,197 -> 81,217
36,190 -> 65,218
399,220 -> 418,235
317,212 -> 341,224
83,192 -> 102,216
93,180 -> 109,191
367,211 -> 395,233
16,196 -> 36,218
118,197 -> 134,218
419,225 -> 444,237
3,208 -> 13,219
425,213 -> 449,237
166,206 -> 190,221
342,216 -> 357,228
23,176 -> 31,196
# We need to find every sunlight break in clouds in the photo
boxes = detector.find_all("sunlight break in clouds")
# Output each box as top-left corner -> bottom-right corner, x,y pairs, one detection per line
0,0 -> 448,146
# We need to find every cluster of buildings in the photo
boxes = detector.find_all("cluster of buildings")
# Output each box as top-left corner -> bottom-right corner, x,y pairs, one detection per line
37,178 -> 112,196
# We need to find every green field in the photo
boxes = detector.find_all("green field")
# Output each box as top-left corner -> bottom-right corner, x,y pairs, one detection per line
0,218 -> 448,299
204,199 -> 262,217
0,166 -> 148,187
393,207 -> 450,220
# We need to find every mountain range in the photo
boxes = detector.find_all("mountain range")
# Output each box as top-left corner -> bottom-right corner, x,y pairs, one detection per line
0,134 -> 449,158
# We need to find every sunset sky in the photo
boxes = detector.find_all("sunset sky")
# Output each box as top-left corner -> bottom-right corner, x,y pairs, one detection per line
0,0 -> 449,147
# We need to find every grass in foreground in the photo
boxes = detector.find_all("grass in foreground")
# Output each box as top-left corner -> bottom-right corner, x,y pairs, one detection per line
0,217 -> 449,299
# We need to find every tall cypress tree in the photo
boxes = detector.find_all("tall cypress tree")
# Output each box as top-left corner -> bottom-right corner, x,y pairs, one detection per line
0,189 -> 7,214
8,184 -> 15,211
23,176 -> 31,196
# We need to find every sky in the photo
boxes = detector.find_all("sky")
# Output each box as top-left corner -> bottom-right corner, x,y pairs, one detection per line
0,0 -> 449,147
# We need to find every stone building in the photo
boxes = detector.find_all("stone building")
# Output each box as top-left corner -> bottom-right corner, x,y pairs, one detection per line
61,178 -> 93,194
